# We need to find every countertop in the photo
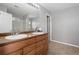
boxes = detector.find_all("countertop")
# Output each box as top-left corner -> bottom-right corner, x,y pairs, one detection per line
0,33 -> 48,46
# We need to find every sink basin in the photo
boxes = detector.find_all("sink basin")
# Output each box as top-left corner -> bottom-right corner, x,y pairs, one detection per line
5,34 -> 27,40
32,32 -> 44,35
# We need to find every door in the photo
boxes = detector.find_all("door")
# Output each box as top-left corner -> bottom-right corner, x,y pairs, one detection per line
47,15 -> 50,41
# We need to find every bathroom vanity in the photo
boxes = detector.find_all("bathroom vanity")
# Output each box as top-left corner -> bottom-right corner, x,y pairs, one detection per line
0,33 -> 48,55
0,3 -> 48,55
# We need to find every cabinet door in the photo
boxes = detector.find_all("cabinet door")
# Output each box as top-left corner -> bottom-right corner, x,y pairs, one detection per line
35,40 -> 45,55
8,49 -> 22,55
42,40 -> 48,55
35,45 -> 44,55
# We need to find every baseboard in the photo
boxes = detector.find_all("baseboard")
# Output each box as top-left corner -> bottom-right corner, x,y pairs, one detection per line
50,40 -> 79,48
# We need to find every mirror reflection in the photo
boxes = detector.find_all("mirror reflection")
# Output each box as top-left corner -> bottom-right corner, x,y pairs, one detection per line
0,3 -> 48,34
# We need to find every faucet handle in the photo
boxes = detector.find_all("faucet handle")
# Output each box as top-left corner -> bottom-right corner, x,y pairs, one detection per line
16,33 -> 18,35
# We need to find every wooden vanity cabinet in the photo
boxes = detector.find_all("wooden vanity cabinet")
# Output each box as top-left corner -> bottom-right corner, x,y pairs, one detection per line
0,34 -> 48,55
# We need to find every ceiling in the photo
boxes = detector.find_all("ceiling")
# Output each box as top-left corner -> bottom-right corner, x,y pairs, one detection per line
39,3 -> 79,13
0,3 -> 79,18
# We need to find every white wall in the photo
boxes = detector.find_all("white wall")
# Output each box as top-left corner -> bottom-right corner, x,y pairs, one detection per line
0,11 -> 12,33
52,6 -> 79,46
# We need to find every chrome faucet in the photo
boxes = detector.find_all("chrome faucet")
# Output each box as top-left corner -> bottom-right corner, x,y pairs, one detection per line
35,27 -> 39,32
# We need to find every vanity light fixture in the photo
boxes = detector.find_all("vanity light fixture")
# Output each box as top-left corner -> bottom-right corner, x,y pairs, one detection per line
29,21 -> 31,24
14,5 -> 20,8
27,3 -> 40,9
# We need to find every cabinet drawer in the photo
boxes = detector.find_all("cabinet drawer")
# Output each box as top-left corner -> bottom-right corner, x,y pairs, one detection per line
27,45 -> 44,55
23,43 -> 36,55
8,49 -> 22,55
35,34 -> 48,42
26,49 -> 36,55
35,36 -> 44,42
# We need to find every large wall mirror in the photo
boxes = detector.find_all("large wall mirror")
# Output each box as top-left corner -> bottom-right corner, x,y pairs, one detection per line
0,3 -> 41,33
